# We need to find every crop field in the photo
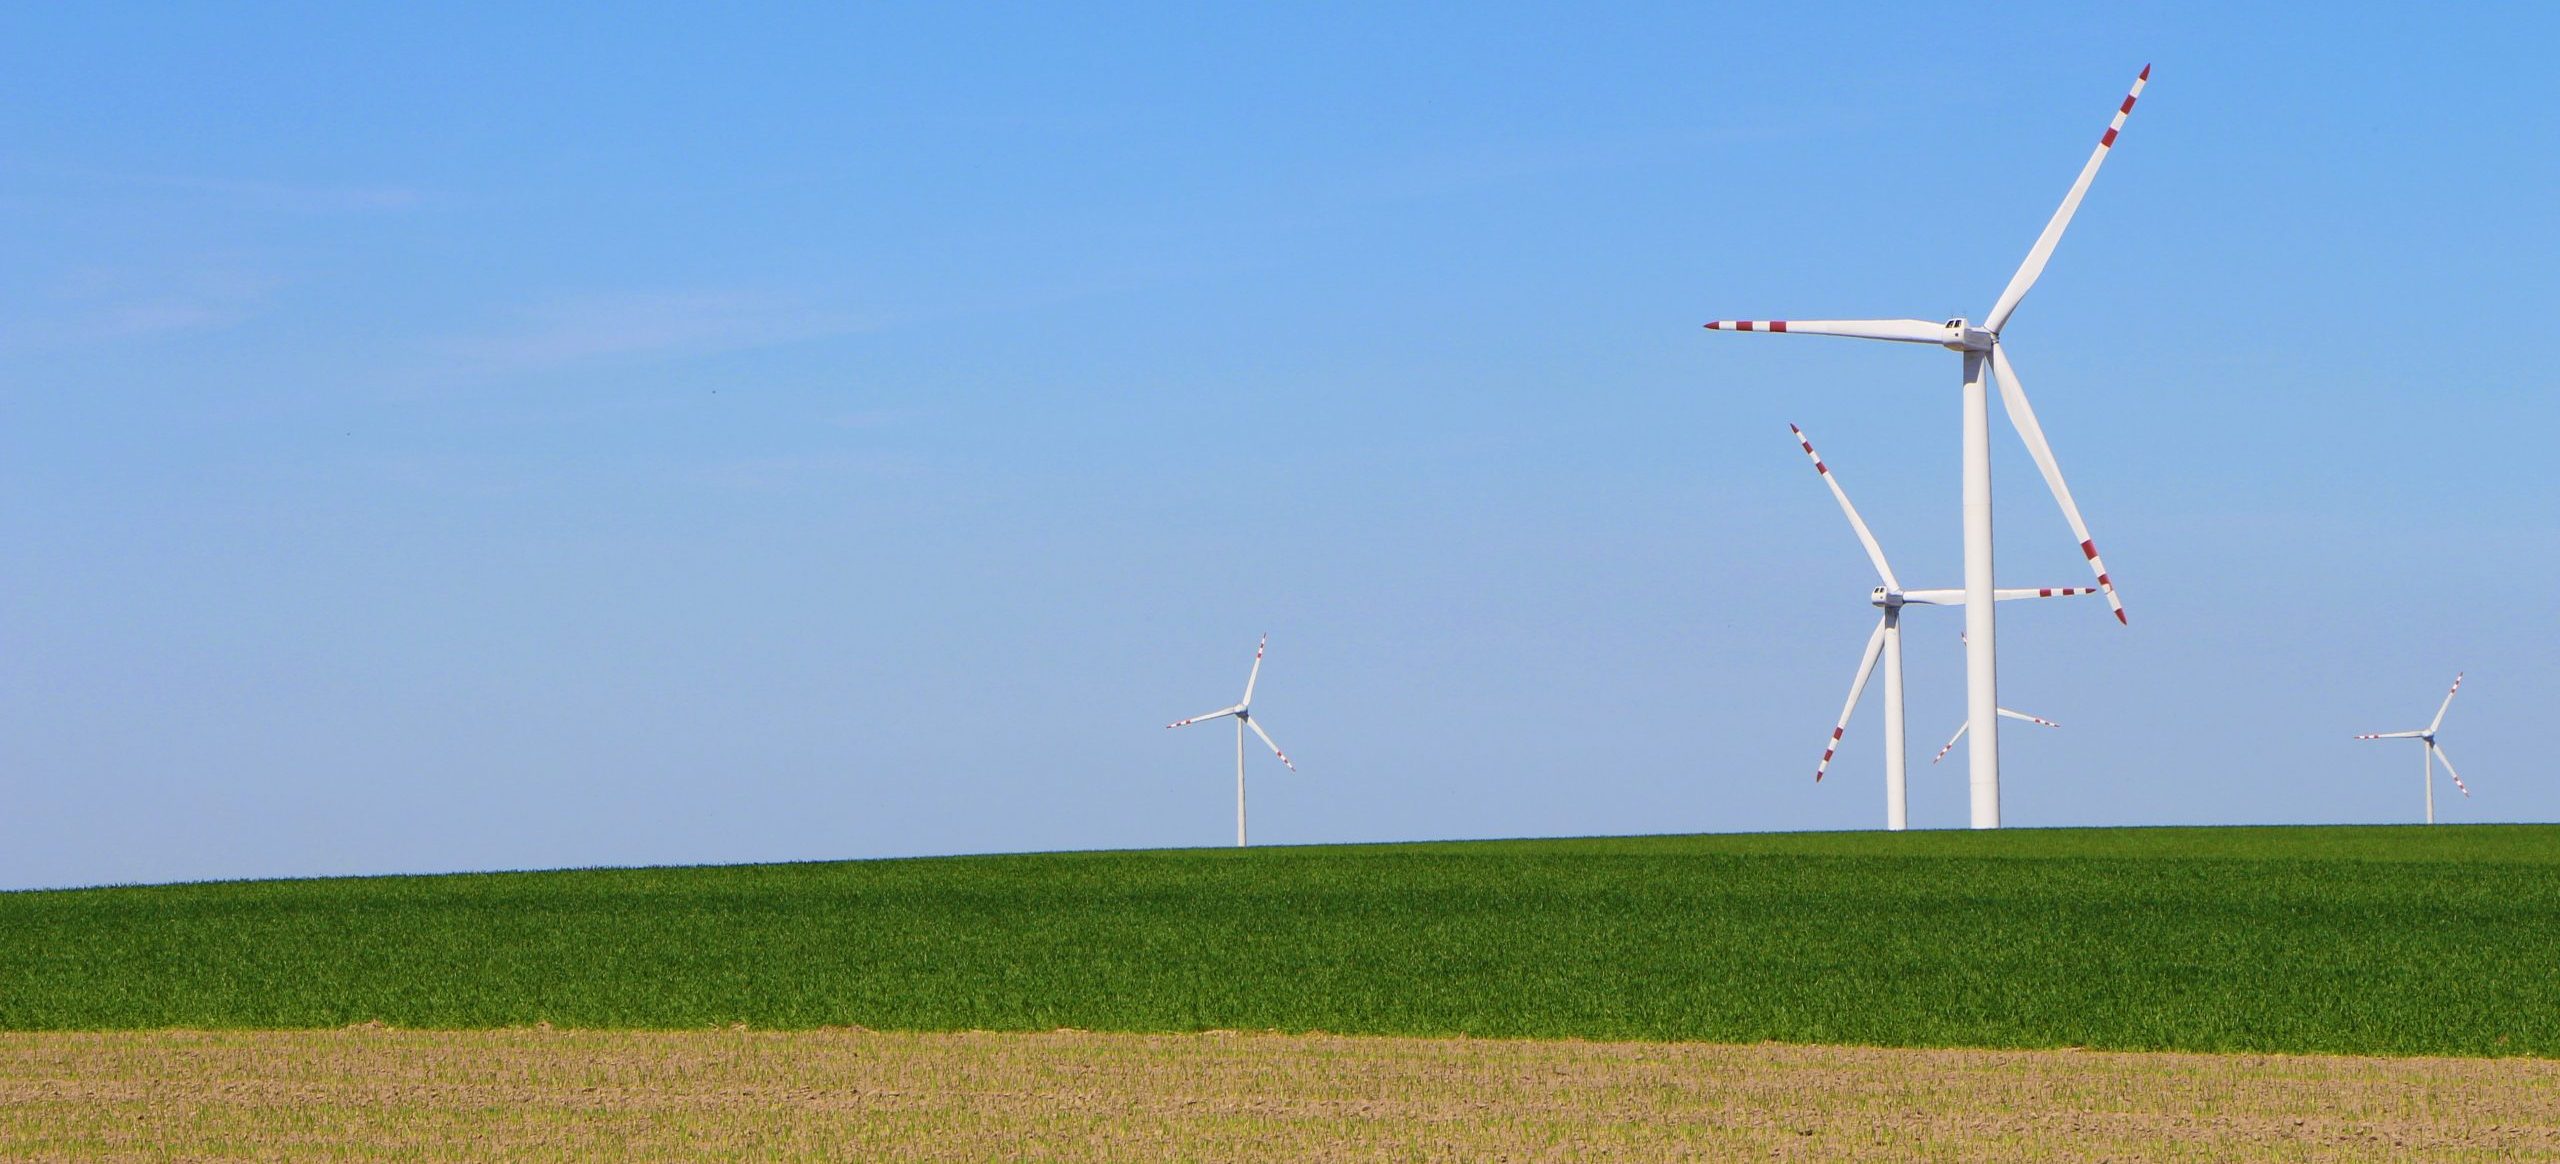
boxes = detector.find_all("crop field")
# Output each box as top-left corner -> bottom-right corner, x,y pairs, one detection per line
2,1028 -> 2554,1162
2,826 -> 2557,1057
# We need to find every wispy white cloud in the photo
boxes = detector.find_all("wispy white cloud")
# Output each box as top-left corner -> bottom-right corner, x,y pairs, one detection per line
1317,125 -> 1823,206
828,408 -> 911,430
451,291 -> 880,374
139,172 -> 428,213
693,451 -> 927,492
6,158 -> 431,213
2,266 -> 282,352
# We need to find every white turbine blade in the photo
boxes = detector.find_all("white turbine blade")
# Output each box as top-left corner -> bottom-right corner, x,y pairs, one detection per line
2431,743 -> 2471,797
1990,345 -> 2125,624
1245,718 -> 1295,772
1996,707 -> 2060,728
1241,634 -> 1268,705
2428,672 -> 2463,734
1906,585 -> 2099,603
1790,424 -> 1900,591
1166,705 -> 1242,729
1813,616 -> 1890,783
1931,720 -> 1969,765
1994,586 -> 2100,601
1984,65 -> 2151,333
2353,730 -> 2426,740
1702,318 -> 1946,344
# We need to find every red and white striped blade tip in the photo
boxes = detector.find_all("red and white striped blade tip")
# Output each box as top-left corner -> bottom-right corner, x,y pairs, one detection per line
2077,539 -> 2128,623
1703,320 -> 1787,332
1813,725 -> 1845,782
1789,424 -> 1825,470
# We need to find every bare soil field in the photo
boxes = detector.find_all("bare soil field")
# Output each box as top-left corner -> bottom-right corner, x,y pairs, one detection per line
0,1028 -> 2552,1162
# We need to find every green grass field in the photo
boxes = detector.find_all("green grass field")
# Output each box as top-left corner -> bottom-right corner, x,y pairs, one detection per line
2,826 -> 2554,1056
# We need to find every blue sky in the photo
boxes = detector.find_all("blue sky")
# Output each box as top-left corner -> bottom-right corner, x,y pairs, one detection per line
2,4 -> 2553,889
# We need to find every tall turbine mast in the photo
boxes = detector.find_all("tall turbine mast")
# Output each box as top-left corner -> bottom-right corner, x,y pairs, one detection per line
1708,67 -> 2149,827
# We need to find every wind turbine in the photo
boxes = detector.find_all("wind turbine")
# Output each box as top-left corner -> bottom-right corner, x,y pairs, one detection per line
1165,634 -> 1296,847
1792,423 -> 2094,829
2355,673 -> 2471,824
1933,710 -> 2060,766
1708,67 -> 2150,827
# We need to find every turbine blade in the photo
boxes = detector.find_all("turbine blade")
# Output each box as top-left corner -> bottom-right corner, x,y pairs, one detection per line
1242,634 -> 1267,705
2431,743 -> 2471,797
1996,707 -> 2061,728
2428,672 -> 2463,733
1166,706 -> 1241,729
1790,424 -> 1900,591
1932,720 -> 1969,765
1813,616 -> 1890,783
1702,318 -> 1946,344
1993,586 -> 2100,601
2353,731 -> 2427,740
1246,718 -> 1295,772
1984,65 -> 2151,333
1991,345 -> 2125,623
1906,586 -> 2100,603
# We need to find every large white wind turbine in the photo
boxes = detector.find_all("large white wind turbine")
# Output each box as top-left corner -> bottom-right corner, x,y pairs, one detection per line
1793,424 -> 2093,829
1165,634 -> 1297,847
2355,673 -> 2472,824
1709,67 -> 2151,828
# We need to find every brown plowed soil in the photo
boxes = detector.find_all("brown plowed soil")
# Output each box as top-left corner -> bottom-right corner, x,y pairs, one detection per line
0,1028 -> 2552,1161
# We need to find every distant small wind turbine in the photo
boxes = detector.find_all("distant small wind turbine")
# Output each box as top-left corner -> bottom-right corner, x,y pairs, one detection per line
1792,423 -> 2093,829
1933,709 -> 2060,766
2355,673 -> 2471,824
1166,634 -> 1297,847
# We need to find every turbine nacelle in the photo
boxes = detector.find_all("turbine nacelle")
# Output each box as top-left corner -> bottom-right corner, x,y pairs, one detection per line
1940,319 -> 1996,352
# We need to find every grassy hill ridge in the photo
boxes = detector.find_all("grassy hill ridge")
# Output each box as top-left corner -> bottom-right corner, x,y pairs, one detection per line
4,825 -> 2555,1056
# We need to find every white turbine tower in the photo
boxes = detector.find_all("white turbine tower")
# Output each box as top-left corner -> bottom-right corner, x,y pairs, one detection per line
1793,424 -> 2094,829
2355,673 -> 2471,824
1165,634 -> 1297,847
1708,67 -> 2150,828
